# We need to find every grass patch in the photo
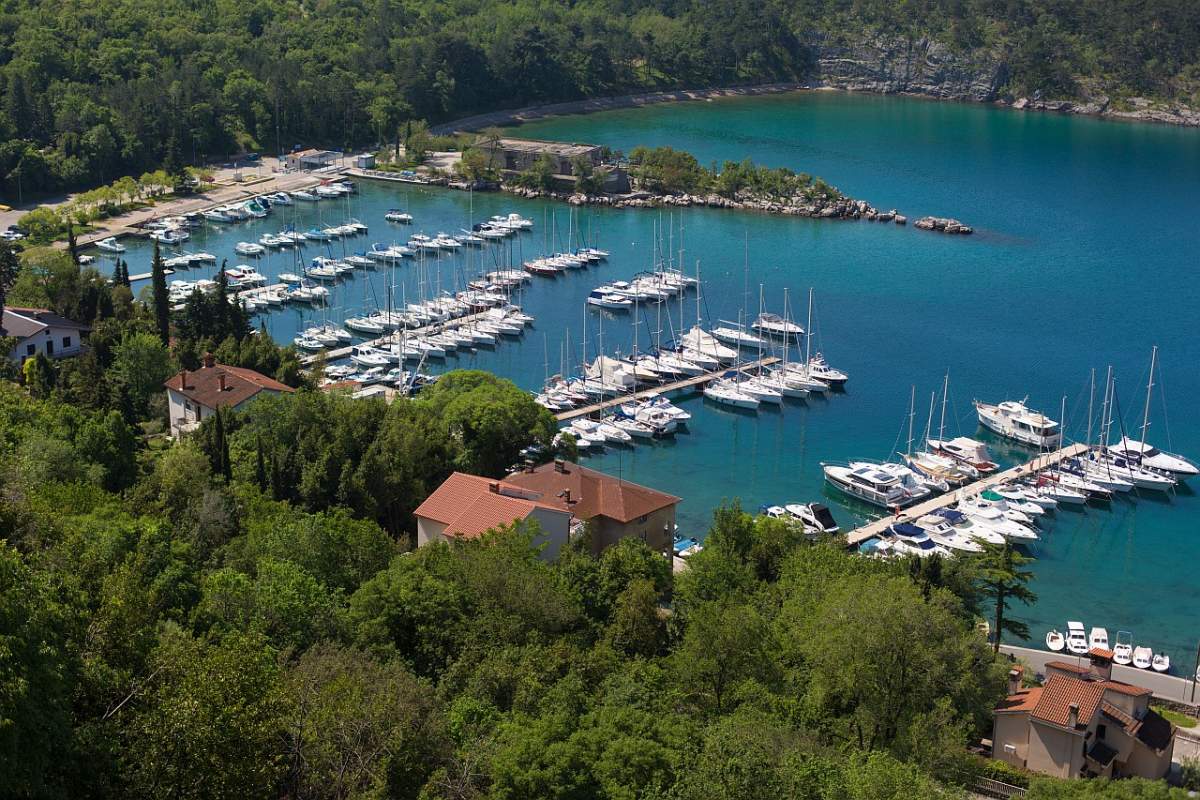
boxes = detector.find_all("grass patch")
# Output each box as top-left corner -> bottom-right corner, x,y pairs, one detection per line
1154,706 -> 1197,728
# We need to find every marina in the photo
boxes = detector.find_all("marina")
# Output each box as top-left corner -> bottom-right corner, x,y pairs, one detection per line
86,91 -> 1200,669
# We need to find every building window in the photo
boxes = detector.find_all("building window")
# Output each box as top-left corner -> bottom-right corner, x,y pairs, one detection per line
1097,724 -> 1106,741
46,339 -> 53,355
25,343 -> 34,356
639,514 -> 648,522
62,336 -> 71,349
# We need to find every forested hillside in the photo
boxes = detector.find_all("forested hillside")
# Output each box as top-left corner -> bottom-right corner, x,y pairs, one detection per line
1,0 -> 1198,198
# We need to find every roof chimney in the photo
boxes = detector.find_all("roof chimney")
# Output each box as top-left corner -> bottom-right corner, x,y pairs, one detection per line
1068,703 -> 1079,729
554,458 -> 566,473
202,351 -> 215,368
488,481 -> 499,494
1089,649 -> 1113,681
218,372 -> 227,391
180,369 -> 189,390
1007,667 -> 1023,696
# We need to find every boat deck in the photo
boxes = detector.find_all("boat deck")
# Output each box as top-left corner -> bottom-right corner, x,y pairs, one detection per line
843,442 -> 1089,546
554,357 -> 780,421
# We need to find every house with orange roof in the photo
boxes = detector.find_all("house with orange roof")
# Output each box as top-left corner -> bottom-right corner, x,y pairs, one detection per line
163,353 -> 295,437
992,649 -> 1175,780
413,472 -> 572,560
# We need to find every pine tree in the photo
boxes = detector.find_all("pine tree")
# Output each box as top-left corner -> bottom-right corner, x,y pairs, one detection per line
977,542 -> 1037,653
150,241 -> 170,345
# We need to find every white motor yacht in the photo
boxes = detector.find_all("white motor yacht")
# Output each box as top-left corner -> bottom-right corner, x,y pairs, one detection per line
956,503 -> 1038,541
822,462 -> 923,509
1065,622 -> 1089,655
96,236 -> 125,253
806,353 -> 848,388
782,503 -> 839,534
885,522 -> 949,558
1089,627 -> 1109,651
751,312 -> 804,337
1132,646 -> 1153,669
913,513 -> 984,553
974,399 -> 1062,448
925,508 -> 1005,545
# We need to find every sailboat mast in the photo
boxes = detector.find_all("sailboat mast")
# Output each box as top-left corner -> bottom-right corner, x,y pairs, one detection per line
1086,368 -> 1096,448
923,391 -> 936,449
937,372 -> 949,443
805,288 -> 813,365
1140,345 -> 1157,450
906,385 -> 916,457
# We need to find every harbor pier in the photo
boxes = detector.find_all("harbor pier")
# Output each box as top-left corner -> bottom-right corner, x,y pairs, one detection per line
554,357 -> 781,421
843,442 -> 1090,547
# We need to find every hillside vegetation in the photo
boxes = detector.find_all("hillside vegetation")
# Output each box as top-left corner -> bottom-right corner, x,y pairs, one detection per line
1,0 -> 1198,198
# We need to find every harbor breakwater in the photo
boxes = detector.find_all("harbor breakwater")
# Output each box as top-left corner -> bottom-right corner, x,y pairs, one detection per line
498,184 -> 973,235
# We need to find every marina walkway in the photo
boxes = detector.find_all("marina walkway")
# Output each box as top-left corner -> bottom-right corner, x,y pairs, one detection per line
554,357 -> 780,421
1000,644 -> 1199,707
843,443 -> 1089,546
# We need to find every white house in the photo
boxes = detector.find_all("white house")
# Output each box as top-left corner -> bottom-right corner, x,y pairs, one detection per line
413,472 -> 572,560
2,307 -> 89,363
163,354 -> 294,437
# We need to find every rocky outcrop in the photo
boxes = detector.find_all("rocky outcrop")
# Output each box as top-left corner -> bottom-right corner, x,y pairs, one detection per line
914,216 -> 973,234
1004,94 -> 1200,127
805,34 -> 1007,102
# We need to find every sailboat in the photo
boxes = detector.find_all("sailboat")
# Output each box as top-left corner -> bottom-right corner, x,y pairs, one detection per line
1106,346 -> 1195,478
905,376 -> 976,487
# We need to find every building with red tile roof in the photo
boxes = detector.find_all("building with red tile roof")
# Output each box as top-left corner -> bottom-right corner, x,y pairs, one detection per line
501,459 -> 680,556
163,353 -> 294,437
413,472 -> 571,559
992,652 -> 1174,780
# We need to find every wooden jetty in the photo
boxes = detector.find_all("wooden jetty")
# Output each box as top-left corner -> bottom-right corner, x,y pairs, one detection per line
555,357 -> 780,421
843,442 -> 1089,546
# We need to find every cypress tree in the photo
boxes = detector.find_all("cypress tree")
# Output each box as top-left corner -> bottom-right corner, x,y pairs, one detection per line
150,241 -> 170,345
255,435 -> 267,491
66,221 -> 79,267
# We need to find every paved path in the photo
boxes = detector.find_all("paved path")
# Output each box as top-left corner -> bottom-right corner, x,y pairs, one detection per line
1000,644 -> 1200,706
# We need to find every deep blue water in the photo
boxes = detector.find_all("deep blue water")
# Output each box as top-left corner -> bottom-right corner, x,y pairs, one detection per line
113,91 -> 1200,666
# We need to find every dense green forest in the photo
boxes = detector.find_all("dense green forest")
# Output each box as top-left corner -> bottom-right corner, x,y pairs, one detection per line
1,0 -> 1199,198
1,238 -> 1195,798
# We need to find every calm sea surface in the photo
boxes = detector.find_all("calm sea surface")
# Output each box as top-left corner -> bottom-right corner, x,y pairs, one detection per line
119,91 -> 1200,666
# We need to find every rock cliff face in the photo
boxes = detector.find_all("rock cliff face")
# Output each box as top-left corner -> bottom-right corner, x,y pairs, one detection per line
805,34 -> 1007,102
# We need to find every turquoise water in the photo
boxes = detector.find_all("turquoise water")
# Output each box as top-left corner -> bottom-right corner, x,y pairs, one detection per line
114,91 -> 1200,667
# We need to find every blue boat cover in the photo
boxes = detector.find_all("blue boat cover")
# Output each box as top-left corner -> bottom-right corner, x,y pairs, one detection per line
890,522 -> 925,538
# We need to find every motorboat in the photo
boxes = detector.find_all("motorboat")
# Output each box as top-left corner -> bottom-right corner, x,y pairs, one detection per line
1027,475 -> 1088,505
279,272 -> 303,284
1152,653 -> 1170,673
1046,630 -> 1066,652
611,416 -> 657,440
1132,646 -> 1153,670
1109,436 -> 1196,477
751,312 -> 804,337
974,399 -> 1062,448
150,228 -> 188,244
293,335 -> 325,351
96,236 -> 125,253
857,461 -> 935,501
782,503 -> 839,534
806,353 -> 848,388
904,450 -> 974,488
927,508 -> 1005,545
992,484 -> 1057,511
1113,632 -> 1134,665
927,436 -> 1000,474
269,192 -> 293,205
885,522 -> 948,558
385,209 -> 413,223
822,462 -> 923,509
748,370 -> 809,399
969,490 -> 1042,521
956,503 -> 1038,541
913,512 -> 983,553
350,346 -> 390,368
1089,627 -> 1109,651
235,241 -> 266,257
775,361 -> 831,393
595,421 -> 634,445
703,378 -> 759,410
587,290 -> 633,310
1065,622 -> 1089,655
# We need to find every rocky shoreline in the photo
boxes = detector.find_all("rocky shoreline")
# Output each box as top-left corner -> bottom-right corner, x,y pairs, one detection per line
500,184 -> 977,234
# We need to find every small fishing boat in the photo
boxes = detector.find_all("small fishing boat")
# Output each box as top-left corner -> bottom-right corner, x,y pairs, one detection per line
1113,632 -> 1134,665
1152,653 -> 1170,673
1065,622 -> 1089,655
1132,646 -> 1153,670
1046,630 -> 1066,652
95,236 -> 125,253
1089,627 -> 1109,651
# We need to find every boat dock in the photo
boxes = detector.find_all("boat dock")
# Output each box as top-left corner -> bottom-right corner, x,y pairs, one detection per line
554,357 -> 780,421
298,309 -> 499,365
1000,644 -> 1199,707
843,442 -> 1090,546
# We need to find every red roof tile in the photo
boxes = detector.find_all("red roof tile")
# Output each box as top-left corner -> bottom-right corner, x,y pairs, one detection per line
1089,647 -> 1114,660
1045,661 -> 1089,676
414,472 -> 567,540
1101,680 -> 1152,698
164,363 -> 293,410
1031,674 -> 1107,729
996,687 -> 1043,713
502,461 -> 679,523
